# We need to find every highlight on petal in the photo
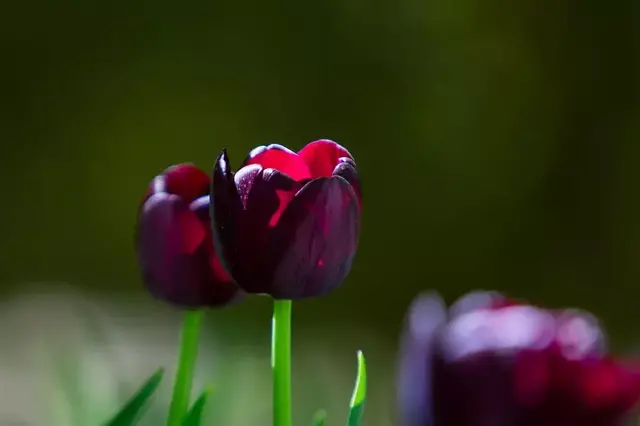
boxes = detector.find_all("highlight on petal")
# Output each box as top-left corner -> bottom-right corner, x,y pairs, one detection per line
449,290 -> 505,318
266,176 -> 360,299
299,139 -> 354,178
244,143 -> 312,181
234,164 -> 264,209
333,158 -> 361,208
555,309 -> 607,359
441,305 -> 556,361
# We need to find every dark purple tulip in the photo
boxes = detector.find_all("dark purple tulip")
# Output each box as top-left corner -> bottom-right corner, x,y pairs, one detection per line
210,139 -> 361,299
397,291 -> 640,426
135,164 -> 244,308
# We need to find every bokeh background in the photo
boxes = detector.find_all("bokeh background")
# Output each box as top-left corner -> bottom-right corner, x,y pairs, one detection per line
1,0 -> 640,425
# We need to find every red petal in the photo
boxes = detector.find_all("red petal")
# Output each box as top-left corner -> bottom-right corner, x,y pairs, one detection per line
136,190 -> 243,307
244,144 -> 312,181
142,193 -> 205,254
579,359 -> 640,413
189,195 -> 233,282
150,163 -> 211,203
298,139 -> 354,178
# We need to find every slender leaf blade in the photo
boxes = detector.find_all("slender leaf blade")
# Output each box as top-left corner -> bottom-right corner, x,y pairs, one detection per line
103,368 -> 164,426
347,351 -> 367,426
313,409 -> 327,426
182,387 -> 213,426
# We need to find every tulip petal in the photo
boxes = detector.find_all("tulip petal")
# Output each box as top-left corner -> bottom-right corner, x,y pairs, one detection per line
298,139 -> 354,178
190,195 -> 241,291
265,176 -> 360,299
556,310 -> 607,359
137,193 -> 238,307
156,164 -> 210,203
213,152 -> 304,294
210,150 -> 244,278
333,158 -> 362,208
244,143 -> 312,182
449,290 -> 505,318
235,167 -> 301,292
397,292 -> 447,426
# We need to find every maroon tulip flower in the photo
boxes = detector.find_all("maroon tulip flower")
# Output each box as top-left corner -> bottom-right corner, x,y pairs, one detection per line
210,139 -> 361,299
397,291 -> 640,426
135,164 -> 244,308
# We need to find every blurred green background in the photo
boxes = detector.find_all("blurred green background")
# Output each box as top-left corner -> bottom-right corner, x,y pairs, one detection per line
1,0 -> 640,424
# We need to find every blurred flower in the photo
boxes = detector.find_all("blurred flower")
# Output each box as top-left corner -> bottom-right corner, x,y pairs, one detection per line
210,139 -> 361,299
397,291 -> 640,426
135,164 -> 244,307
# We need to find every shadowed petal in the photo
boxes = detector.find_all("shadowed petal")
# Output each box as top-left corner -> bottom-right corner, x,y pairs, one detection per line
137,193 -> 239,307
210,150 -> 243,277
190,196 -> 238,285
244,143 -> 312,181
265,176 -> 360,299
233,166 -> 301,293
298,139 -> 354,178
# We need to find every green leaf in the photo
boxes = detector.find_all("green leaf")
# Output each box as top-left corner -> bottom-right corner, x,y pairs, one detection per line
313,409 -> 327,426
103,368 -> 164,426
181,387 -> 213,426
347,351 -> 367,426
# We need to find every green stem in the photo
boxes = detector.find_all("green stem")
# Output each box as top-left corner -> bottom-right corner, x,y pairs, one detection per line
167,309 -> 205,426
272,300 -> 293,426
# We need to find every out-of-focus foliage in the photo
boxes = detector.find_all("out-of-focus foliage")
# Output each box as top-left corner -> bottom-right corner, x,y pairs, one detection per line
0,288 -> 394,426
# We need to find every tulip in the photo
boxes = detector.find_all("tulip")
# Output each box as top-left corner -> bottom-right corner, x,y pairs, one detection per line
210,139 -> 361,299
397,291 -> 640,426
135,163 -> 244,308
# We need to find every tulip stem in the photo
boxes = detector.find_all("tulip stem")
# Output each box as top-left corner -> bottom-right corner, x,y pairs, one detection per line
167,309 -> 204,426
272,299 -> 293,426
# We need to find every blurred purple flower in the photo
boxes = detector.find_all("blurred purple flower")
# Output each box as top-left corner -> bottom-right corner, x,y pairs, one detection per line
397,291 -> 640,426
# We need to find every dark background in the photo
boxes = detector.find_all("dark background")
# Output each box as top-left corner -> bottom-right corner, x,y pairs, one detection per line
1,0 -> 639,424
